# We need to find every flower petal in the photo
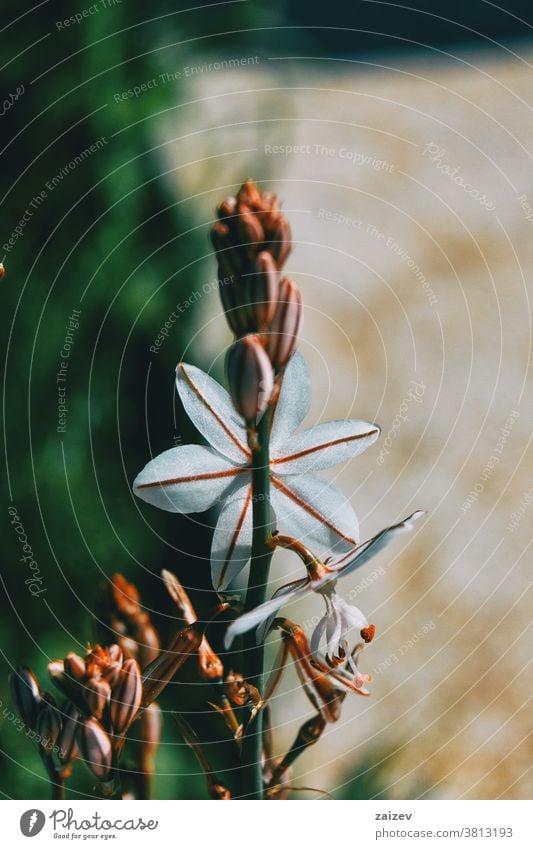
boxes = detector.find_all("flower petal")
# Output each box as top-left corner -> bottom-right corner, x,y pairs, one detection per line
133,444 -> 241,513
269,352 -> 311,450
176,363 -> 250,464
255,578 -> 308,644
272,420 -> 380,474
224,582 -> 309,647
211,480 -> 253,592
270,473 -> 358,555
329,511 -> 425,578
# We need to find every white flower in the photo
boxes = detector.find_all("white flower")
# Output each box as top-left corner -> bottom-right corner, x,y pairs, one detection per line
224,511 -> 424,647
133,353 -> 380,592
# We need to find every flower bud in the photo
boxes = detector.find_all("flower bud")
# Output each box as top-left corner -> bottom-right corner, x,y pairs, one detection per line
0,263 -> 5,281
84,677 -> 111,720
57,701 -> 80,765
217,198 -> 236,219
218,271 -> 250,337
10,667 -> 41,729
268,218 -> 292,268
266,278 -> 303,369
227,335 -> 274,422
237,209 -> 265,252
110,658 -> 142,734
141,624 -> 202,708
36,695 -> 62,754
78,718 -> 112,781
64,653 -> 86,681
245,251 -> 279,329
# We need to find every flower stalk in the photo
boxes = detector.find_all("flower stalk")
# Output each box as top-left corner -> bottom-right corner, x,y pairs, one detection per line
240,408 -> 273,799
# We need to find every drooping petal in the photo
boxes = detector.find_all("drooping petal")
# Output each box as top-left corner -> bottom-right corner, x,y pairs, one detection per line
133,444 -> 242,513
210,479 -> 254,592
271,419 -> 380,475
256,578 -> 308,644
309,612 -> 328,661
224,582 -> 309,647
269,352 -> 311,450
270,473 -> 358,555
329,511 -> 425,578
176,363 -> 250,464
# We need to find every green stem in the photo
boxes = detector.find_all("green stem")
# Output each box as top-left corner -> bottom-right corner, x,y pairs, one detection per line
240,409 -> 273,800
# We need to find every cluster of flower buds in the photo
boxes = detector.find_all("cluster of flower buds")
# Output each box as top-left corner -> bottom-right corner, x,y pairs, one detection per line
212,180 -> 303,424
47,644 -> 142,782
97,573 -> 160,669
10,667 -> 80,780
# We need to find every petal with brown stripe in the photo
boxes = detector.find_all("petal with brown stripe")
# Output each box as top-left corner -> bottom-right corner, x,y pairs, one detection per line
211,479 -> 254,592
272,420 -> 380,475
133,445 -> 242,513
270,473 -> 358,556
176,363 -> 250,464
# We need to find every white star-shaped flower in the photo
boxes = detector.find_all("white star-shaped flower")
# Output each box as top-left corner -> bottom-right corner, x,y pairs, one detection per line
133,353 -> 380,592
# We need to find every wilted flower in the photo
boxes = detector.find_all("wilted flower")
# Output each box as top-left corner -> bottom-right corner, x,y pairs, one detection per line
161,569 -> 224,682
134,352 -> 380,592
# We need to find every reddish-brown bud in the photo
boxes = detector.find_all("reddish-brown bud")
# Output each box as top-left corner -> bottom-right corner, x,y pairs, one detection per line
245,251 -> 279,329
209,783 -> 231,800
227,334 -> 274,422
266,278 -> 303,369
0,263 -> 5,281
268,218 -> 292,268
78,718 -> 112,781
198,641 -> 224,682
57,701 -> 80,765
217,198 -> 236,219
36,695 -> 62,754
110,658 -> 142,734
10,667 -> 41,729
84,677 -> 111,720
64,653 -> 86,682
